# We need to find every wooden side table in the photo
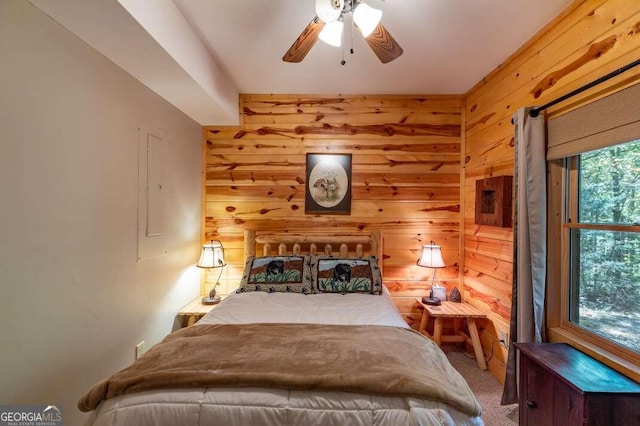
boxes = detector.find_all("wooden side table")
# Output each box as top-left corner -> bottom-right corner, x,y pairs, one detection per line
177,297 -> 218,327
415,298 -> 488,370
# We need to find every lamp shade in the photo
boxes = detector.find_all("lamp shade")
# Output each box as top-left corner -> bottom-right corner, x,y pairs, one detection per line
353,3 -> 382,37
417,243 -> 446,268
319,20 -> 344,47
197,240 -> 226,268
315,0 -> 344,23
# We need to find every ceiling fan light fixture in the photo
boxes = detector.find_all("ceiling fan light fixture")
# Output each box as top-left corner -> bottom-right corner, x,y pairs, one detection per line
282,0 -> 402,64
316,0 -> 345,23
319,20 -> 344,47
353,3 -> 382,37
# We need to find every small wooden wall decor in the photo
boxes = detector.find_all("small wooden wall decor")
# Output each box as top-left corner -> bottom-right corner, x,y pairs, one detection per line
305,153 -> 352,215
475,176 -> 513,227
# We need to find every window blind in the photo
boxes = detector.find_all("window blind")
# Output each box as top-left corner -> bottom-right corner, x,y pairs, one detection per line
547,82 -> 640,160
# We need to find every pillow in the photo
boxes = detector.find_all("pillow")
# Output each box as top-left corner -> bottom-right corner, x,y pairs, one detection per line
236,255 -> 313,294
310,256 -> 382,295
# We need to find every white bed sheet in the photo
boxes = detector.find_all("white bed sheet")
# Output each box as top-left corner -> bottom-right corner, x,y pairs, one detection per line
199,285 -> 410,328
86,286 -> 484,426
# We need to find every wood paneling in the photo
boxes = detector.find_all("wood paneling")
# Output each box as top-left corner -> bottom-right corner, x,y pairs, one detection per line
198,0 -> 640,386
463,0 -> 640,384
204,95 -> 463,312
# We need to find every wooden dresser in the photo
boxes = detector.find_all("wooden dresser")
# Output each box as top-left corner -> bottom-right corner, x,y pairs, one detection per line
515,342 -> 640,426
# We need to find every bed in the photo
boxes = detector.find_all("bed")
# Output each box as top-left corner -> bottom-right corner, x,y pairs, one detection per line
80,231 -> 483,425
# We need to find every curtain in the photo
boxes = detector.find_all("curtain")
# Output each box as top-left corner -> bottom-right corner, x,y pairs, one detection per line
501,107 -> 547,405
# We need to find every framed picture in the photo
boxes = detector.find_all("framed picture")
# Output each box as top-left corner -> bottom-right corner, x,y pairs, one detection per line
305,153 -> 352,215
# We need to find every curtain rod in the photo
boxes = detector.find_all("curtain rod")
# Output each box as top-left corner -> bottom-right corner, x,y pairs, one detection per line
529,57 -> 640,118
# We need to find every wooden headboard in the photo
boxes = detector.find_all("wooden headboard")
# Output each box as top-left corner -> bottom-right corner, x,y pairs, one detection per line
243,230 -> 383,274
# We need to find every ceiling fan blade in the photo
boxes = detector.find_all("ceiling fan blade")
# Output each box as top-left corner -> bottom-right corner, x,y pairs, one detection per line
283,17 -> 325,63
364,23 -> 403,63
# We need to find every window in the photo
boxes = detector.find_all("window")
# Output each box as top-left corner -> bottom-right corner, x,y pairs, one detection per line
547,83 -> 640,376
565,139 -> 640,353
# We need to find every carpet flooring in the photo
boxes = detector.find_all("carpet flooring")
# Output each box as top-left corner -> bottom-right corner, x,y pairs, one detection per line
445,348 -> 519,425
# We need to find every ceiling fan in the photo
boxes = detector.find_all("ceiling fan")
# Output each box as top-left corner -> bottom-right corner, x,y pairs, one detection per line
283,0 -> 403,64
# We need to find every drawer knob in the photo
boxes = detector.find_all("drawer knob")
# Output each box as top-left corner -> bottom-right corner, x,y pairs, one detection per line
526,400 -> 537,409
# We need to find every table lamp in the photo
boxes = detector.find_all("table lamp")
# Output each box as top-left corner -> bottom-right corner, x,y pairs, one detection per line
417,241 -> 446,306
197,240 -> 226,305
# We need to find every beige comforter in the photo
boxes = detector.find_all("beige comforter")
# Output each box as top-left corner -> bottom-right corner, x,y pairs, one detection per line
79,323 -> 481,417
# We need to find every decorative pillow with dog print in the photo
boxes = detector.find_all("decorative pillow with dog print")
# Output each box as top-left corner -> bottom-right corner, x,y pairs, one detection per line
236,256 -> 313,294
310,256 -> 382,295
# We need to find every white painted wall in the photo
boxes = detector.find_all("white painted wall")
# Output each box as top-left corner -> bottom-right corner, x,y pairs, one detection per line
0,2 -> 202,424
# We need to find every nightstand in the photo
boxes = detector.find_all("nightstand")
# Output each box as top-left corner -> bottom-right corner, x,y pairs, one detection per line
177,297 -> 218,327
415,298 -> 488,370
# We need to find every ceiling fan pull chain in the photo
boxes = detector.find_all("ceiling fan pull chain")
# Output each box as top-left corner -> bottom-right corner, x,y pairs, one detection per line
341,17 -> 348,65
350,13 -> 355,55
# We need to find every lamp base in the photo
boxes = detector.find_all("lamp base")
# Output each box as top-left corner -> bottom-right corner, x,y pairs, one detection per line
421,296 -> 441,306
202,295 -> 221,305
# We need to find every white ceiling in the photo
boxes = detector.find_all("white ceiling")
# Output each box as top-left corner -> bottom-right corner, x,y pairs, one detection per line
30,0 -> 574,125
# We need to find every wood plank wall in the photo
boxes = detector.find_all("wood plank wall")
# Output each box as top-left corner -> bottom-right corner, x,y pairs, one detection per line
203,95 -> 463,324
463,0 -> 640,382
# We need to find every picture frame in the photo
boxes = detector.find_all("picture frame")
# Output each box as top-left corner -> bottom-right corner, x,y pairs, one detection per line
305,153 -> 352,215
